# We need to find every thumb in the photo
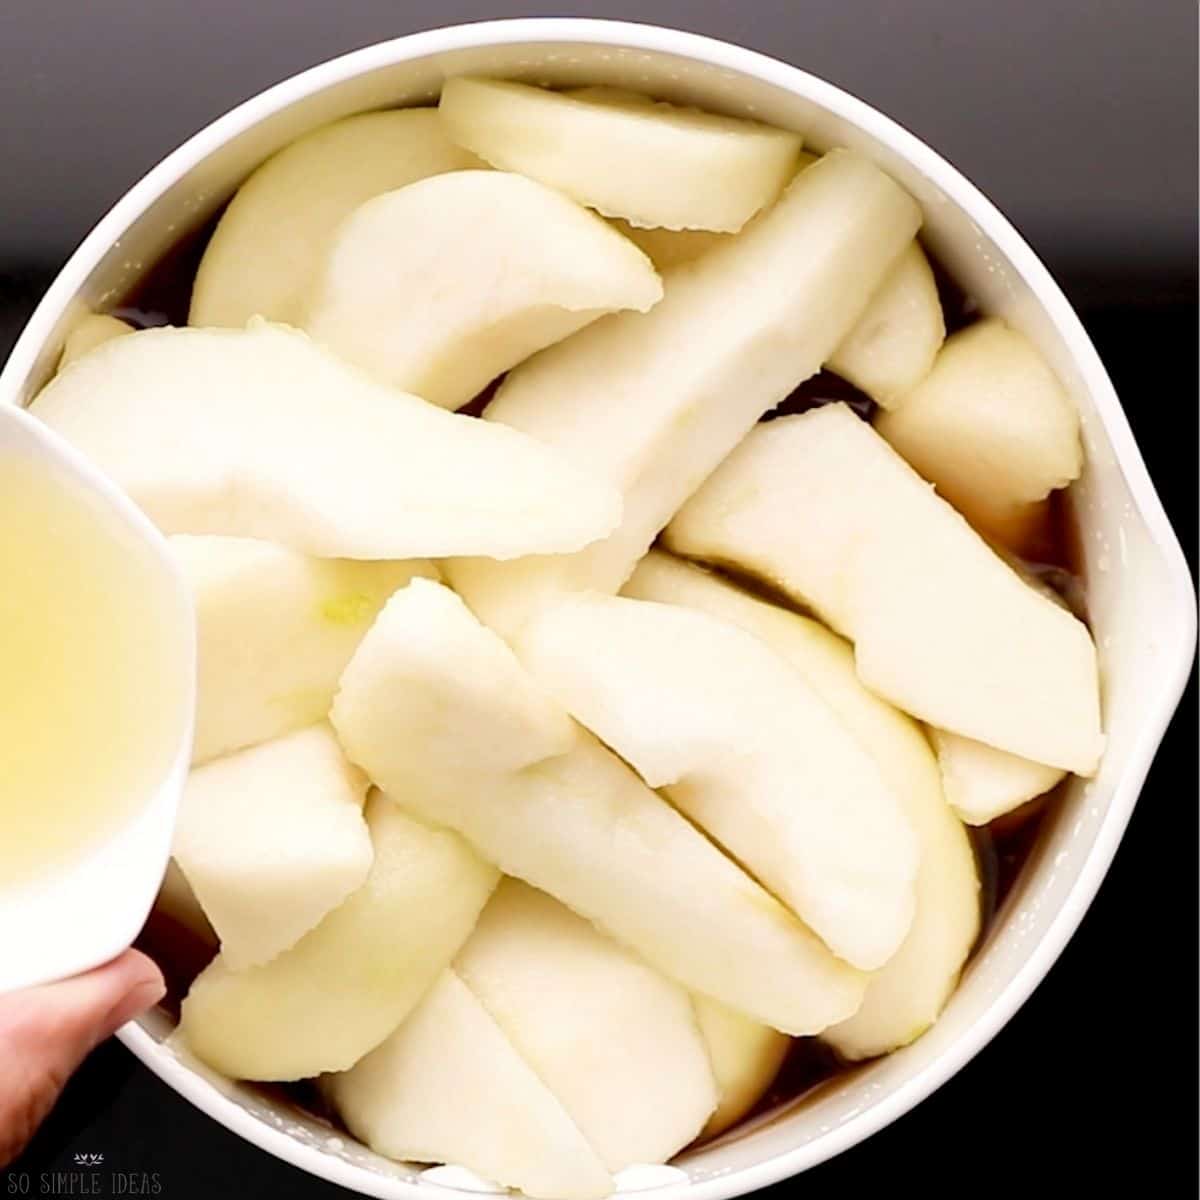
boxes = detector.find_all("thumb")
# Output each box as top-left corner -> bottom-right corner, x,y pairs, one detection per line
0,949 -> 164,1166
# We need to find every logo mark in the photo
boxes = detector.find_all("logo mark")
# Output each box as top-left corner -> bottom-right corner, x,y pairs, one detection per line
73,1154 -> 104,1167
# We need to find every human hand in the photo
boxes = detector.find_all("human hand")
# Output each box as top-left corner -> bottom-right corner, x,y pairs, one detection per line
0,949 -> 164,1166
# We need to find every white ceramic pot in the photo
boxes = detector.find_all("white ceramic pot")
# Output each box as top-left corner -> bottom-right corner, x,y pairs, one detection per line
2,17 -> 1193,1200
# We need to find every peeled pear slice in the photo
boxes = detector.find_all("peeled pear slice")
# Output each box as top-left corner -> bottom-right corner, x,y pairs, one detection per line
666,404 -> 1102,774
58,313 -> 134,369
874,319 -> 1082,549
446,149 -> 921,639
519,592 -> 918,970
930,728 -> 1065,826
331,579 -> 866,1035
625,553 -> 981,1059
305,170 -> 661,409
692,997 -> 789,1140
173,724 -> 372,970
179,793 -> 498,1080
190,109 -> 481,328
828,241 -> 944,405
456,880 -> 717,1170
327,970 -> 612,1200
334,578 -> 575,774
172,535 -> 433,764
438,77 -> 803,232
31,323 -> 620,560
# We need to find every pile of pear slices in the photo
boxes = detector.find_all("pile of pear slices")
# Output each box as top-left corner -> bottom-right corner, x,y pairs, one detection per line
38,78 -> 1102,1199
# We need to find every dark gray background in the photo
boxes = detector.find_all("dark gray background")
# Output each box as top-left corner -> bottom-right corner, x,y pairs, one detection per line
2,3 -> 1196,1198
0,0 -> 1196,290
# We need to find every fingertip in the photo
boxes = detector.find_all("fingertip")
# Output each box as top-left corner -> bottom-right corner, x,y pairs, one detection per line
95,949 -> 166,1040
33,948 -> 166,1053
0,951 -> 166,1168
103,947 -> 164,996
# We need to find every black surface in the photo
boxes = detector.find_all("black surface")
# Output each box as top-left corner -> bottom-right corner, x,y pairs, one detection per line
1,2 -> 1197,1196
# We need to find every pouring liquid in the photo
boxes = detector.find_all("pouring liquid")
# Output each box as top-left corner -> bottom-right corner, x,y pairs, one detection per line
0,449 -> 187,890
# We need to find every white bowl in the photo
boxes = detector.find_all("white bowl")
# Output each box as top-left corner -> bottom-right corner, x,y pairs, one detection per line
2,17 -> 1193,1199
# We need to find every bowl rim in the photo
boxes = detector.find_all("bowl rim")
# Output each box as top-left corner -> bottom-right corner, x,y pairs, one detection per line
3,16 -> 1194,1200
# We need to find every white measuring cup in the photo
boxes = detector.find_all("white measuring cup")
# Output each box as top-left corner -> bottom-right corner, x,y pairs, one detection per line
0,402 -> 194,994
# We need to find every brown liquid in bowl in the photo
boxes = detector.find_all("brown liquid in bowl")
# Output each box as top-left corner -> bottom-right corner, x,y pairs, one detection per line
123,201 -> 1085,1150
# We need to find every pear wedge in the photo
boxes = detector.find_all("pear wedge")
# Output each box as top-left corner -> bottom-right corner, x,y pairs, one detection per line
666,404 -> 1103,774
456,880 -> 717,1171
31,323 -> 621,560
875,318 -> 1082,549
173,724 -> 373,969
190,109 -> 481,328
331,579 -> 866,1035
327,970 -> 612,1200
828,241 -> 944,405
930,728 -> 1065,826
518,591 -> 918,970
692,996 -> 789,1140
171,535 -> 433,764
179,792 -> 498,1080
625,552 -> 980,1059
306,170 -> 660,409
438,77 -> 802,232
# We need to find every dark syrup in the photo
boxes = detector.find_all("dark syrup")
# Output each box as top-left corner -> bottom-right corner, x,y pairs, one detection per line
769,367 -> 878,424
122,218 -> 1085,1146
115,210 -> 224,329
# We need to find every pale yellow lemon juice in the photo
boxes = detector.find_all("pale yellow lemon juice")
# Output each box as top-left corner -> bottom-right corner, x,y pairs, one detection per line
0,448 -> 188,890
